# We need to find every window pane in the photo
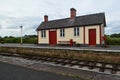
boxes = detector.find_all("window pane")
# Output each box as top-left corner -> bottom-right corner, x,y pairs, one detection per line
63,32 -> 64,37
77,27 -> 79,36
60,29 -> 62,32
60,32 -> 62,37
44,30 -> 46,37
41,30 -> 46,38
60,29 -> 62,37
63,29 -> 65,37
41,31 -> 43,37
60,28 -> 65,37
74,28 -> 76,36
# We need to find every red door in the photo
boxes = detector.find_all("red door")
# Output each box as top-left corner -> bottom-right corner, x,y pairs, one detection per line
89,29 -> 96,46
49,30 -> 57,45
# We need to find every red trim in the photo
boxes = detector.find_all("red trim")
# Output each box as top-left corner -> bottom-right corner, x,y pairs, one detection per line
99,25 -> 102,44
83,27 -> 85,44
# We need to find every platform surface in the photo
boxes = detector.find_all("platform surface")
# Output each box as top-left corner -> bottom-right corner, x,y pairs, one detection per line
0,43 -> 120,52
0,61 -> 79,80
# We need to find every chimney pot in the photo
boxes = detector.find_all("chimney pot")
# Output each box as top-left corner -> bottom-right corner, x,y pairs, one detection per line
44,15 -> 48,22
70,8 -> 76,19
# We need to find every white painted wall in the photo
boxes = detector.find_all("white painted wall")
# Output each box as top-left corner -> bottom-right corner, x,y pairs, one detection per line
37,30 -> 49,44
37,25 -> 103,45
57,27 -> 84,44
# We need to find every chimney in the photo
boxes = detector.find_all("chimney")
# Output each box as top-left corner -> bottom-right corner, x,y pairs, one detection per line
70,8 -> 76,19
44,15 -> 48,22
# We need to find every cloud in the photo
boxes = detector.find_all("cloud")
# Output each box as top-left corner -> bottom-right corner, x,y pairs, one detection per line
0,0 -> 120,37
105,20 -> 120,34
0,24 -> 2,29
0,15 -> 41,37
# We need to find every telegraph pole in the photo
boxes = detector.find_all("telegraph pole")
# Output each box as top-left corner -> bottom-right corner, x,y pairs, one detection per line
20,25 -> 23,45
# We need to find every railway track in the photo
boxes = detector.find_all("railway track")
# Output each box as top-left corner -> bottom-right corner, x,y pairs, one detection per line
0,52 -> 120,75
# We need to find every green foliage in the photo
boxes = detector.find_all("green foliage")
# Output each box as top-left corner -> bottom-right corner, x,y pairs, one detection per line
0,33 -> 120,45
110,33 -> 120,38
23,37 -> 37,44
3,37 -> 20,43
106,36 -> 120,45
23,35 -> 37,44
0,35 -> 37,44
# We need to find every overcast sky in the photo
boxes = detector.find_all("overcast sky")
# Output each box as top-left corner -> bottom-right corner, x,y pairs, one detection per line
0,0 -> 120,37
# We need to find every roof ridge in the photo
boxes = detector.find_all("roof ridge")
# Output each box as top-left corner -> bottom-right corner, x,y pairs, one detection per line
42,12 -> 105,23
77,12 -> 105,18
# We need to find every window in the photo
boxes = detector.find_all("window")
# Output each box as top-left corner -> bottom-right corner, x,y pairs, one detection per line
41,30 -> 46,38
60,28 -> 65,37
74,27 -> 79,36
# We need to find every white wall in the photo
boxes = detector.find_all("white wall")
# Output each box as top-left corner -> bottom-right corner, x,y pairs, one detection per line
37,25 -> 103,45
57,27 -> 84,44
37,30 -> 49,44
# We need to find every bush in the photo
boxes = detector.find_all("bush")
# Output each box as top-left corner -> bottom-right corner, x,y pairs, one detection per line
0,35 -> 37,44
106,36 -> 120,45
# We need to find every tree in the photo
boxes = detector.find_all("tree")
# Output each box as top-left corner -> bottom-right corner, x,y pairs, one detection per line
110,33 -> 120,38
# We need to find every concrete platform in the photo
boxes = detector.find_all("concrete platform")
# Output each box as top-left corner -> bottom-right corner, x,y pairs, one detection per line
0,43 -> 120,52
0,61 -> 79,80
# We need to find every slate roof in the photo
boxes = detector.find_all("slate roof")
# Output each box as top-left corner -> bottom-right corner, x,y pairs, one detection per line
36,13 -> 106,31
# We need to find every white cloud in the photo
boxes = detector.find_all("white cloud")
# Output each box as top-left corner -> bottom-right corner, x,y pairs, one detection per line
0,0 -> 120,37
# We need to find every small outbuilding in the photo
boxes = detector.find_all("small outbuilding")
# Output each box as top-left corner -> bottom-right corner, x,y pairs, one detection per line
36,8 -> 106,46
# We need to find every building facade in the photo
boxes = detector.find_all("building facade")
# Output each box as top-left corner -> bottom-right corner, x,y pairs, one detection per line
36,8 -> 106,46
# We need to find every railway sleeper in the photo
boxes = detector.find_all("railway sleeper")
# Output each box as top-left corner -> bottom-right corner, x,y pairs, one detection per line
69,61 -> 80,66
59,60 -> 70,65
111,70 -> 117,74
79,62 -> 86,68
60,60 -> 73,65
46,57 -> 52,60
20,55 -> 27,58
38,56 -> 46,60
46,58 -> 58,62
88,62 -> 96,69
79,63 -> 91,68
40,57 -> 50,62
99,63 -> 106,72
32,56 -> 40,60
47,58 -> 58,62
54,59 -> 66,64
111,64 -> 118,74
41,57 -> 48,60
